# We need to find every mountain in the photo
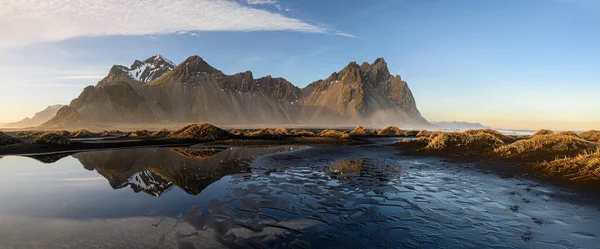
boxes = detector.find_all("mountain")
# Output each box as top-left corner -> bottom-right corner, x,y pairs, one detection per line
96,54 -> 175,87
42,55 -> 429,128
302,58 -> 426,126
4,104 -> 65,128
433,121 -> 489,130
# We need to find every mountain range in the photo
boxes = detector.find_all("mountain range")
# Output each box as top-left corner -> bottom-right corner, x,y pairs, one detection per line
38,55 -> 429,128
4,104 -> 65,128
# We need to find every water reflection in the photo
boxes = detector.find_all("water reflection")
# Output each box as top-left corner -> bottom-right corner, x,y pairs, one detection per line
73,146 -> 306,196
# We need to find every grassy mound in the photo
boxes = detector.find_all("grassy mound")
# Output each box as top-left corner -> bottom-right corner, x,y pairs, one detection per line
53,130 -> 71,137
494,134 -> 598,161
33,133 -> 72,145
169,123 -> 230,141
151,128 -> 171,138
424,132 -> 505,156
349,126 -> 370,136
274,128 -> 289,136
405,130 -> 419,136
580,130 -> 600,142
464,129 -> 516,144
533,129 -> 555,136
289,129 -> 316,137
416,130 -> 431,137
320,129 -> 348,139
126,129 -> 151,138
0,132 -> 22,146
371,129 -> 380,136
558,131 -> 580,137
70,129 -> 95,138
535,149 -> 600,182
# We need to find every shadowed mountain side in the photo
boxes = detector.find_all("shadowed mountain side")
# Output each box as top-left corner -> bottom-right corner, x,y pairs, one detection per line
72,145 -> 306,196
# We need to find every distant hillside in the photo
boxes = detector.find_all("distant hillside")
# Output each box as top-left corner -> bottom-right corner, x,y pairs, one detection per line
433,121 -> 488,130
42,55 -> 430,128
4,104 -> 65,128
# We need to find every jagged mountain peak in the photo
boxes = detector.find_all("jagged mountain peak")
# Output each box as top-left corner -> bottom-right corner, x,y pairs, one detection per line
97,55 -> 176,86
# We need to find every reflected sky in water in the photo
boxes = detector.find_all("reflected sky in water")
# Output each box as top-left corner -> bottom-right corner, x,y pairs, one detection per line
0,144 -> 599,249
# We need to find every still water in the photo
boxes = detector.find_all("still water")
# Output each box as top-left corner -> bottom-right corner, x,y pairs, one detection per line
0,142 -> 598,249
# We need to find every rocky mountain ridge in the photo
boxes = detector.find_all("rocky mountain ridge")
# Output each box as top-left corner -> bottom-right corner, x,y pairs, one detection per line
42,55 -> 429,128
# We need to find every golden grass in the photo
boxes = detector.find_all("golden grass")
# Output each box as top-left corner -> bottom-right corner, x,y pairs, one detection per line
580,130 -> 600,142
424,132 -> 505,155
405,130 -> 420,136
558,131 -> 580,137
320,129 -> 345,138
533,129 -> 555,136
464,129 -> 516,144
33,133 -> 72,145
349,126 -> 370,136
169,123 -> 230,140
274,127 -> 289,136
289,129 -> 316,137
377,126 -> 404,136
494,134 -> 598,161
70,129 -> 95,138
371,129 -> 379,135
416,130 -> 431,137
535,148 -> 600,182
151,128 -> 171,138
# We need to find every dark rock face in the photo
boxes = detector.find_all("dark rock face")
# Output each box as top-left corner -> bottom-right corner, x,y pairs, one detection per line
42,55 -> 429,128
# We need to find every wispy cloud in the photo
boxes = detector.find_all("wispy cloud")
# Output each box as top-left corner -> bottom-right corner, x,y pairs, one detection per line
334,32 -> 359,38
0,0 -> 329,49
244,0 -> 278,5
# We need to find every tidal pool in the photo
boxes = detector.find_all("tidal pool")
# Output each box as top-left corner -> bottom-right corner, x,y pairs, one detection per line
0,142 -> 598,249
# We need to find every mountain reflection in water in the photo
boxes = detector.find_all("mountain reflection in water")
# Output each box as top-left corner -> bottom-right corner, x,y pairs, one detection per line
73,146 -> 306,196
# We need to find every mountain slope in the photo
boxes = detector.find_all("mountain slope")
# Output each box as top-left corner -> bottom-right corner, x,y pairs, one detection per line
4,104 -> 65,128
138,56 -> 303,124
302,58 -> 427,126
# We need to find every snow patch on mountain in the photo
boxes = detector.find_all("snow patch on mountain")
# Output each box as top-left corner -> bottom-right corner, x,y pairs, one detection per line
119,54 -> 175,83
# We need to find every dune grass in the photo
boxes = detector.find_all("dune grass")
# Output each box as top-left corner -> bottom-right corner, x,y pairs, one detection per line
580,130 -> 600,142
424,132 -> 505,156
349,126 -> 370,136
557,131 -> 580,137
535,148 -> 600,183
405,130 -> 420,136
169,123 -> 230,140
70,129 -> 96,138
319,129 -> 346,138
533,129 -> 555,136
377,126 -> 405,136
494,134 -> 598,161
416,130 -> 431,137
151,128 -> 171,138
32,133 -> 72,145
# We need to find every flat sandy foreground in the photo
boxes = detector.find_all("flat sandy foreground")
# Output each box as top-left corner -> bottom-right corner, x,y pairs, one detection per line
1,123 -> 599,190
0,214 -> 321,249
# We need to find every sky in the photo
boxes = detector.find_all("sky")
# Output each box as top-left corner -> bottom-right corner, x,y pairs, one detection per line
0,0 -> 599,130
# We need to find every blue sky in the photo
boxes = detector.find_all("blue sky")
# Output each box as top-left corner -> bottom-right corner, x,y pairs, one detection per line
1,0 -> 599,130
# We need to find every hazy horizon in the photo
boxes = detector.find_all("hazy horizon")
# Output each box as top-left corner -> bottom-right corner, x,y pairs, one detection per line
1,0 -> 599,130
